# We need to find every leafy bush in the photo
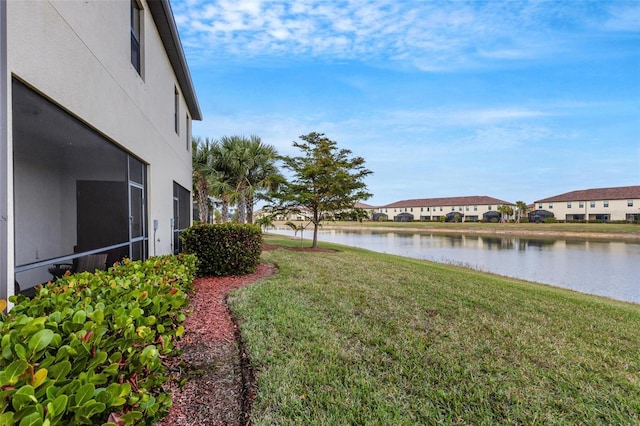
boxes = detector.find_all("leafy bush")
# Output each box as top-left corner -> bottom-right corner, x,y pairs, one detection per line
0,254 -> 196,426
520,217 -> 530,223
543,217 -> 557,223
180,223 -> 262,277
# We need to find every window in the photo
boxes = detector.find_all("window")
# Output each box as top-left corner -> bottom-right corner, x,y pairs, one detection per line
173,182 -> 191,254
567,202 -> 572,209
130,0 -> 141,74
579,201 -> 584,208
488,206 -> 492,210
439,207 -> 443,211
474,205 -> 478,211
549,203 -> 553,209
629,200 -> 634,207
604,201 -> 609,208
538,204 -> 543,209
590,201 -> 595,208
186,114 -> 190,150
174,87 -> 179,134
420,207 -> 423,212
466,206 -> 469,211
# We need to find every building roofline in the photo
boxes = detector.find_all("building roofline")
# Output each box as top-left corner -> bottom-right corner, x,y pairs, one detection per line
534,185 -> 640,203
147,0 -> 202,121
382,195 -> 514,209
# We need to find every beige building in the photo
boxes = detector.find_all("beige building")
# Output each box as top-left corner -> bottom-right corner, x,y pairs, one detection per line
533,186 -> 640,222
354,201 -> 377,220
1,1 -> 201,300
378,196 -> 515,222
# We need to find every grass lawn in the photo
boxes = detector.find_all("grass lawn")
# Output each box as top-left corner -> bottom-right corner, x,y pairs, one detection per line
229,235 -> 640,425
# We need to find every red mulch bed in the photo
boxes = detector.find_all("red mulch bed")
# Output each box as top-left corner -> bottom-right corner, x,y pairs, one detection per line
159,262 -> 276,426
159,243 -> 335,425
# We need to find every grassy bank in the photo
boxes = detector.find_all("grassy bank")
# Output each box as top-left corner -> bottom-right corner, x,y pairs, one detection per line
229,235 -> 640,425
273,220 -> 640,239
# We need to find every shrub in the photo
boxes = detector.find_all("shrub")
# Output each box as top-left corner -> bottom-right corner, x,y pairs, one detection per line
543,217 -> 557,223
180,223 -> 262,277
0,254 -> 196,426
520,217 -> 529,223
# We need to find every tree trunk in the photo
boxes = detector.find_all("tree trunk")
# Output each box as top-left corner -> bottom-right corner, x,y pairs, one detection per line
246,194 -> 254,224
196,179 -> 209,223
312,210 -> 319,248
221,198 -> 229,223
237,188 -> 247,223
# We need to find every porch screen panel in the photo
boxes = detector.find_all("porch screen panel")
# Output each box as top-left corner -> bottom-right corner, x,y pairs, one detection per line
12,79 -> 142,290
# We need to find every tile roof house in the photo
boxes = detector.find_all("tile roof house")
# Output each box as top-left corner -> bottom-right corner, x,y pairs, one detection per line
1,0 -> 201,302
378,196 -> 514,222
533,186 -> 640,222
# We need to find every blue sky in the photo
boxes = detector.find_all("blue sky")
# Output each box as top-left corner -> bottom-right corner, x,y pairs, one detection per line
171,0 -> 640,206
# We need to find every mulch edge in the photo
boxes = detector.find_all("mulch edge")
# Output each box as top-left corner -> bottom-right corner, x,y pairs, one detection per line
159,262 -> 276,426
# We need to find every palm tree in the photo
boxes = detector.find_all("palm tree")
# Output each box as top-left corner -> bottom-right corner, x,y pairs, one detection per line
515,201 -> 529,223
209,141 -> 239,223
215,136 -> 251,223
208,169 -> 236,223
212,135 -> 283,224
497,204 -> 514,223
255,214 -> 275,233
192,137 -> 214,223
242,136 -> 284,224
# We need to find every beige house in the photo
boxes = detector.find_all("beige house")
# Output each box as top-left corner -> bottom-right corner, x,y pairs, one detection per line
533,186 -> 640,222
378,196 -> 515,222
1,0 -> 201,301
354,201 -> 377,220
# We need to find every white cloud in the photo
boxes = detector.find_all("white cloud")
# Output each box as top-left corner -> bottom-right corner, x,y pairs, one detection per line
602,3 -> 640,32
173,0 -> 617,71
384,107 -> 550,128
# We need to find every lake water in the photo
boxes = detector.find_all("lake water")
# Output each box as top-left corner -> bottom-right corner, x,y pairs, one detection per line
271,228 -> 640,304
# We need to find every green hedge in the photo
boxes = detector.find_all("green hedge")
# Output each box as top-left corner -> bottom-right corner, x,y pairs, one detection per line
0,254 -> 196,426
180,223 -> 262,277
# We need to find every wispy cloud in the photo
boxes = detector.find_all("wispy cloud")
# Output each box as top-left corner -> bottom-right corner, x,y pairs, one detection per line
384,107 -> 550,128
172,0 -> 639,71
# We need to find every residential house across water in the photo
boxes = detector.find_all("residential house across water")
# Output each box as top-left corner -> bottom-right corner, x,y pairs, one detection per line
376,196 -> 515,222
532,185 -> 640,223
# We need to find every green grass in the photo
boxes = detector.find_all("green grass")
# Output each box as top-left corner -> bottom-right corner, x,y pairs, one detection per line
229,235 -> 640,425
278,220 -> 640,238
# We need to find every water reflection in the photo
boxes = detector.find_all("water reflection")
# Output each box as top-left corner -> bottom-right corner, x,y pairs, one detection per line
272,228 -> 640,304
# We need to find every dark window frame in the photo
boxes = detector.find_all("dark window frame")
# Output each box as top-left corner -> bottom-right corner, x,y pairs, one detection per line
130,0 -> 142,74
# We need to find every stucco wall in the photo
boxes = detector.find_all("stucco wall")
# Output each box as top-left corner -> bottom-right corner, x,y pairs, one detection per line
536,198 -> 640,221
380,203 -> 506,220
7,0 -> 193,258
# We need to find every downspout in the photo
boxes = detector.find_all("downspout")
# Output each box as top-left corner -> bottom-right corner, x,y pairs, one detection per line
0,0 -> 12,307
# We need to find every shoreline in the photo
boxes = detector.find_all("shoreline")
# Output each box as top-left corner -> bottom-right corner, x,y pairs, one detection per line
314,224 -> 640,241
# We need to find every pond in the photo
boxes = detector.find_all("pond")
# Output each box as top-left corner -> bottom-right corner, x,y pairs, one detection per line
271,228 -> 640,304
